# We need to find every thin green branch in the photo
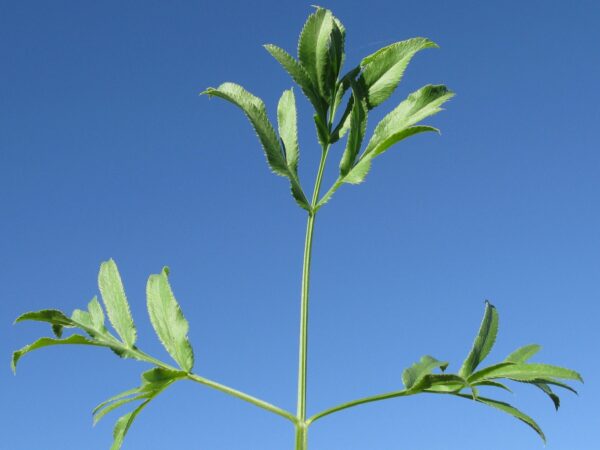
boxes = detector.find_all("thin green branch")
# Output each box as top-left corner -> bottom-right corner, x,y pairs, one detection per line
315,177 -> 343,211
188,374 -> 297,423
307,389 -> 411,425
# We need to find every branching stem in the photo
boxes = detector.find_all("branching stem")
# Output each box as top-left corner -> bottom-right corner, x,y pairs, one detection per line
188,374 -> 297,423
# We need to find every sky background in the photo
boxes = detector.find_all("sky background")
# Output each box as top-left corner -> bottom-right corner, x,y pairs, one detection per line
2,1 -> 599,449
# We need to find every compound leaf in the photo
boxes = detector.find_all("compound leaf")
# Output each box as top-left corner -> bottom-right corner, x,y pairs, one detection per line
98,259 -> 137,347
359,38 -> 438,108
342,84 -> 452,184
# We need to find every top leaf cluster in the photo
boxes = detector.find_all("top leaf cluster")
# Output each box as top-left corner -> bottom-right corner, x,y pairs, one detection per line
202,6 -> 454,211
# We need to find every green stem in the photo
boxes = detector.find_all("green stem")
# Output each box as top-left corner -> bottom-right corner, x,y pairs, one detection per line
188,374 -> 297,423
307,389 -> 411,425
296,146 -> 330,450
315,177 -> 342,211
129,347 -> 296,423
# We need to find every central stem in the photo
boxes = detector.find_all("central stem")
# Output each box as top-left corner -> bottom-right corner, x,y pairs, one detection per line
296,146 -> 329,449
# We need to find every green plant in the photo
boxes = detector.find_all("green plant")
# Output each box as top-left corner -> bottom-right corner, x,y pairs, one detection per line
12,7 -> 581,450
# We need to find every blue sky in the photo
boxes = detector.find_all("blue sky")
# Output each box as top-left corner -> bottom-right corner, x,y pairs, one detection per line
2,1 -> 599,449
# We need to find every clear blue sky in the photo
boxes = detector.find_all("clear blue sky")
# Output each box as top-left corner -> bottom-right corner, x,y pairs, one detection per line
2,1 -> 599,449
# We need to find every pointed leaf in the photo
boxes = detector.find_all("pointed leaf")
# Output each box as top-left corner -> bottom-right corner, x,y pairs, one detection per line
146,268 -> 194,372
277,88 -> 299,173
263,44 -> 325,114
313,113 -> 329,148
330,66 -> 362,142
88,296 -> 105,330
98,259 -> 137,347
533,382 -> 561,410
94,395 -> 144,426
343,126 -> 438,184
339,84 -> 367,177
201,82 -> 288,176
93,387 -> 142,416
15,309 -> 75,327
456,394 -> 546,443
472,380 -> 513,393
459,301 -> 499,378
111,400 -> 150,450
298,7 -> 335,99
402,355 -> 448,390
359,38 -> 438,108
539,378 -> 578,395
324,16 -> 345,97
476,363 -> 583,383
505,344 -> 541,363
12,334 -> 102,373
468,362 -> 516,383
341,84 -> 453,184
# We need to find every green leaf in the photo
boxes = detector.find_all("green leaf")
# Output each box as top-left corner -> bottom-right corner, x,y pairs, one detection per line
339,84 -> 367,177
456,393 -> 546,443
263,44 -> 325,115
459,301 -> 499,378
71,308 -> 94,330
359,38 -> 438,108
505,344 -> 541,363
202,82 -> 310,210
419,374 -> 467,393
277,88 -> 299,174
472,380 -> 513,393
52,324 -> 63,338
402,355 -> 448,390
468,362 -> 516,383
533,382 -> 560,410
111,400 -> 150,450
344,126 -> 437,184
15,309 -> 75,327
298,7 -> 335,99
12,334 -> 102,373
540,378 -> 579,395
324,16 -> 346,99
313,113 -> 329,148
88,296 -> 106,330
95,367 -> 184,449
98,259 -> 137,347
146,268 -> 194,372
475,363 -> 583,383
94,395 -> 144,426
329,66 -> 362,141
93,387 -> 142,416
341,84 -> 453,184
201,82 -> 288,177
